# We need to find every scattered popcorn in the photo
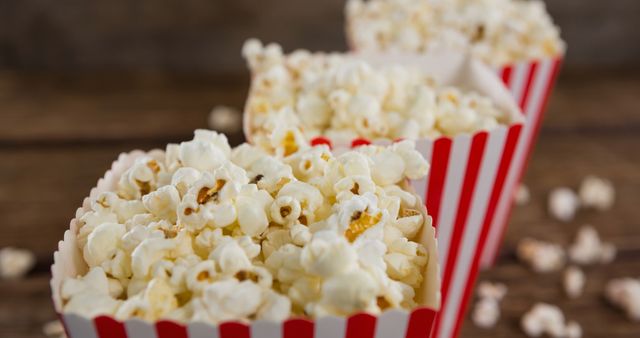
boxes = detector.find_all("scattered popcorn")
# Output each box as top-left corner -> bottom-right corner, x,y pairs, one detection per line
548,188 -> 579,222
0,247 -> 36,279
243,39 -> 514,148
43,319 -> 66,338
61,129 -> 433,323
472,297 -> 501,329
563,266 -> 585,299
472,281 -> 507,329
579,176 -> 615,211
346,0 -> 565,67
477,281 -> 507,301
605,278 -> 640,321
517,238 -> 565,273
208,105 -> 242,133
515,184 -> 530,206
521,303 -> 581,338
568,225 -> 616,265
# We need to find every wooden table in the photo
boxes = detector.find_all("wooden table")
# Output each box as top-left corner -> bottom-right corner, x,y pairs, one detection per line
1,70 -> 639,337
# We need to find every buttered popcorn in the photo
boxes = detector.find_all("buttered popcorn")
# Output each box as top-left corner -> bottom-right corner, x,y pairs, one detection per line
243,39 -> 512,149
61,129 -> 432,323
346,0 -> 565,67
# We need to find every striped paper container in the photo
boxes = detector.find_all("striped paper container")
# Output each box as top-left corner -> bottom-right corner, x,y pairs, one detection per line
479,57 -> 563,269
245,51 -> 526,338
50,151 -> 441,338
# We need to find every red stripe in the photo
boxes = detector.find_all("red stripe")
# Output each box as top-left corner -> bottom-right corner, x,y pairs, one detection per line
489,58 -> 562,266
345,313 -> 377,338
351,138 -> 372,148
405,308 -> 437,338
432,132 -> 488,338
425,138 -> 452,229
518,62 -> 539,111
94,316 -> 127,338
283,318 -> 314,338
449,125 -> 522,338
310,136 -> 332,149
500,66 -> 513,87
156,320 -> 188,338
219,322 -> 250,338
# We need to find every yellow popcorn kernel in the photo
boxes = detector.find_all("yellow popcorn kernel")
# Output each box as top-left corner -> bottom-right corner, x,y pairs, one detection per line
282,131 -> 299,157
197,179 -> 226,204
400,208 -> 420,218
345,210 -> 382,242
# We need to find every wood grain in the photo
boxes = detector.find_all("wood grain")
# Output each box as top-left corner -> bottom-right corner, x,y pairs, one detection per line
0,73 -> 639,337
1,0 -> 639,74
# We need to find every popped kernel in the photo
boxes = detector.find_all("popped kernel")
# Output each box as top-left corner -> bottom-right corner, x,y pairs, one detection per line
61,129 -> 432,323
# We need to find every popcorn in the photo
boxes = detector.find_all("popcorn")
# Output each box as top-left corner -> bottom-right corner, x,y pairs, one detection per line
346,0 -> 565,67
472,297 -> 501,329
243,40 -> 511,145
568,225 -> 616,265
517,238 -> 565,273
62,130 -> 433,324
208,105 -> 242,133
515,184 -> 531,206
605,278 -> 640,321
521,303 -> 581,338
472,281 -> 507,328
0,247 -> 35,279
579,176 -> 615,211
563,266 -> 585,299
43,320 -> 65,338
548,187 -> 580,222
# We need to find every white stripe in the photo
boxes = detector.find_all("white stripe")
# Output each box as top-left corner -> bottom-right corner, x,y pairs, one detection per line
374,310 -> 409,338
125,319 -> 157,338
410,139 -> 434,204
251,320 -> 282,338
436,129 -> 507,338
188,322 -> 220,338
435,136 -> 471,273
481,60 -> 555,267
64,314 -> 99,338
508,63 -> 530,107
315,315 -> 347,338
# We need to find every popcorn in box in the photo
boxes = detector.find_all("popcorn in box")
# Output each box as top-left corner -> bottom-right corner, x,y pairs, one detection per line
344,0 -> 565,270
242,42 -> 525,338
51,131 -> 441,338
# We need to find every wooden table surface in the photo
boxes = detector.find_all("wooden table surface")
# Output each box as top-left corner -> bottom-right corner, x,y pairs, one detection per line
0,70 -> 639,337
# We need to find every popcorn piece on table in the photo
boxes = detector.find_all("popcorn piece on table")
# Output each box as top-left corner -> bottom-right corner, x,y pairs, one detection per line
517,238 -> 565,273
208,105 -> 242,133
563,266 -> 585,299
242,39 -> 515,147
605,278 -> 640,321
568,225 -> 616,265
472,281 -> 507,328
579,176 -> 615,211
43,319 -> 66,338
521,303 -> 581,338
345,0 -> 565,67
59,128 -> 434,323
515,183 -> 530,206
0,247 -> 36,279
548,187 -> 579,222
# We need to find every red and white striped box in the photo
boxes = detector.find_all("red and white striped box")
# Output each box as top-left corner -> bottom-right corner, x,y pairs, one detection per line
50,151 -> 441,338
245,51 -> 525,338
479,57 -> 563,269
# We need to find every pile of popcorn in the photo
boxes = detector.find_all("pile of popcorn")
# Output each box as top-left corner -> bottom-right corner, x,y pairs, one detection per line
60,129 -> 433,324
242,39 -> 511,148
346,0 -> 565,66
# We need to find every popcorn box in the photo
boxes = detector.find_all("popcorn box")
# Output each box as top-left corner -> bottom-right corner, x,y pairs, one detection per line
245,51 -> 525,338
479,57 -> 563,269
50,151 -> 441,338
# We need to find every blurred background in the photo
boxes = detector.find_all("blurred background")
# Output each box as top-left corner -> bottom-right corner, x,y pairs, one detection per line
0,0 -> 639,337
